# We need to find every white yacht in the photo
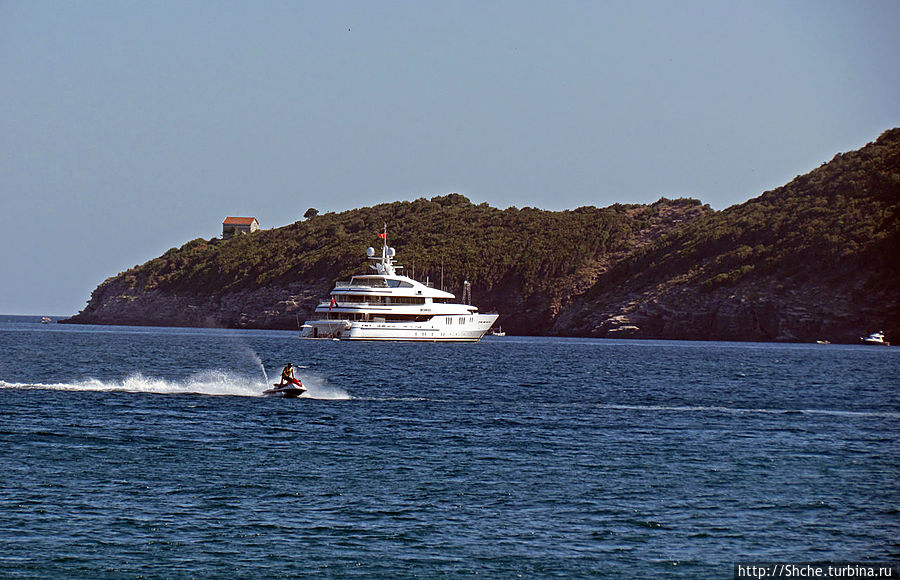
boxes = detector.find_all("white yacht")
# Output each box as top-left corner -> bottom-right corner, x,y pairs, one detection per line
301,231 -> 498,341
860,330 -> 890,346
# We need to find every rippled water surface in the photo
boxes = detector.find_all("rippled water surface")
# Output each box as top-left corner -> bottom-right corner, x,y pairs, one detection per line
2,317 -> 898,577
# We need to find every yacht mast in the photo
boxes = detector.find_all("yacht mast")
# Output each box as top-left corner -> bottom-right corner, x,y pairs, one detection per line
369,223 -> 399,276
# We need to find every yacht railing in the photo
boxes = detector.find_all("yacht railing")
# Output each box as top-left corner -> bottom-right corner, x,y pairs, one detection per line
335,278 -> 434,289
334,279 -> 389,288
319,300 -> 425,308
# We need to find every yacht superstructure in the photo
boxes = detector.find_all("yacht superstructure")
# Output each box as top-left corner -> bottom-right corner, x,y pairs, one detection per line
301,229 -> 498,341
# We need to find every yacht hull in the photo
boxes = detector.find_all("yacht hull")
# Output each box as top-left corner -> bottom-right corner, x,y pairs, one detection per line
302,314 -> 498,342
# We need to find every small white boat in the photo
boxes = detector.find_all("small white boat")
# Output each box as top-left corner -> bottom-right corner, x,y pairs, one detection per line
491,326 -> 506,337
41,317 -> 52,324
860,331 -> 890,346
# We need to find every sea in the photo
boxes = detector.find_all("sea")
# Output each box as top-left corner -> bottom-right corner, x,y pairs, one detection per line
1,315 -> 898,578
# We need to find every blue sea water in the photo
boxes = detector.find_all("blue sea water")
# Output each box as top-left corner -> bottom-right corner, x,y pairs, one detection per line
1,317 -> 898,578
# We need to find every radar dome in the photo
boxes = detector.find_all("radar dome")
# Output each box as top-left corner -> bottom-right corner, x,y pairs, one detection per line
387,247 -> 396,258
366,247 -> 375,257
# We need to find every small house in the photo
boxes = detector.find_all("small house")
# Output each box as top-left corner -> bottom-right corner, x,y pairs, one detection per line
222,217 -> 259,239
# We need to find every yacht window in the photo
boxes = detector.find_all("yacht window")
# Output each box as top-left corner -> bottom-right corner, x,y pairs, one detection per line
459,317 -> 466,325
350,277 -> 387,288
387,296 -> 426,305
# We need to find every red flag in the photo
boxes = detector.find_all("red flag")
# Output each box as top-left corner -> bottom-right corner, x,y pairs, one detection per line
329,297 -> 336,311
377,233 -> 386,238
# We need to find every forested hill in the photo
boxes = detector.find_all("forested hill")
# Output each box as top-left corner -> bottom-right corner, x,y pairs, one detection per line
65,128 -> 899,343
555,127 -> 900,342
64,195 -> 711,331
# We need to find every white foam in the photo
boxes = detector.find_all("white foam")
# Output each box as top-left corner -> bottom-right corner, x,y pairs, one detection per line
0,372 -> 261,397
0,370 -> 352,400
298,372 -> 352,400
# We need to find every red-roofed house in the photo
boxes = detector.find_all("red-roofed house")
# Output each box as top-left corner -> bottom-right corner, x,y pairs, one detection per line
222,217 -> 259,239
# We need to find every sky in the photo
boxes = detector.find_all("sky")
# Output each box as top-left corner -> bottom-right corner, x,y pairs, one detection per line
2,1 -> 899,316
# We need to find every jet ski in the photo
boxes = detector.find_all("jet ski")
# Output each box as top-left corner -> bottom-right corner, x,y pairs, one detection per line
263,376 -> 306,398
263,384 -> 307,398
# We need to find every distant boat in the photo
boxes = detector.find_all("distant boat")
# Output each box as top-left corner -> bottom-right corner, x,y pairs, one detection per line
41,317 -> 52,324
860,331 -> 890,346
815,340 -> 830,345
490,326 -> 506,337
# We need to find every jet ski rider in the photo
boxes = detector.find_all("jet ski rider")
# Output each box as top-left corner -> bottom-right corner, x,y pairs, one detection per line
278,363 -> 302,388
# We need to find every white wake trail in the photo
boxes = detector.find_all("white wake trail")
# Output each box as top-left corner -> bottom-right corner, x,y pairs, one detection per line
296,372 -> 352,400
0,370 -> 352,400
1,372 -> 267,398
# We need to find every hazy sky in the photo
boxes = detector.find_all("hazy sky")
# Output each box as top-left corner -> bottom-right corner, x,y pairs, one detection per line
2,1 -> 898,315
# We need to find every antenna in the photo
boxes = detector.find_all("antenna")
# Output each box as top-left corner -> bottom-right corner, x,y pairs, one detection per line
462,280 -> 471,305
369,223 -> 400,276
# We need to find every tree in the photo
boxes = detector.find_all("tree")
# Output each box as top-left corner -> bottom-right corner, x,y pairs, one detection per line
304,208 -> 319,220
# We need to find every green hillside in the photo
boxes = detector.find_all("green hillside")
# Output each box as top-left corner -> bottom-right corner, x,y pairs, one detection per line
613,129 -> 898,292
560,128 -> 900,342
131,194 -> 703,300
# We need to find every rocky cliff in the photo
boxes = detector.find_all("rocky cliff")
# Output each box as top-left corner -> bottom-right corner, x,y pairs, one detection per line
64,129 -> 900,343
